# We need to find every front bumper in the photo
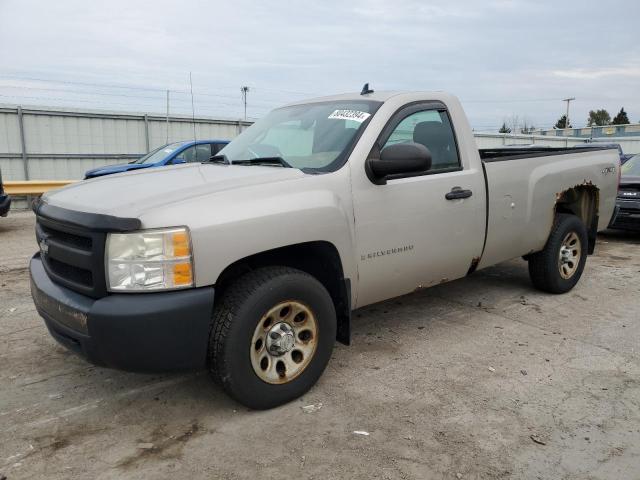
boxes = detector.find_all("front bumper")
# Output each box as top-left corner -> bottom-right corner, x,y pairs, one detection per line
0,194 -> 10,217
609,200 -> 640,231
30,254 -> 215,372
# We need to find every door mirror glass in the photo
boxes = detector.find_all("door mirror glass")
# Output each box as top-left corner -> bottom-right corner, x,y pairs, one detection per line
368,142 -> 432,183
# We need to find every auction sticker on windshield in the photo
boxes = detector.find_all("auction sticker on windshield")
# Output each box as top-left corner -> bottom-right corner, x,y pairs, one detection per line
328,110 -> 371,122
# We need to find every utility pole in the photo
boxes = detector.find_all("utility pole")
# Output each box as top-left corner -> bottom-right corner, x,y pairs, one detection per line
563,97 -> 575,129
241,86 -> 249,121
166,89 -> 170,143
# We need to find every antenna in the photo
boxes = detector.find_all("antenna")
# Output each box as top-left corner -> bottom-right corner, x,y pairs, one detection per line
165,89 -> 170,143
241,86 -> 249,121
189,72 -> 196,144
360,83 -> 374,95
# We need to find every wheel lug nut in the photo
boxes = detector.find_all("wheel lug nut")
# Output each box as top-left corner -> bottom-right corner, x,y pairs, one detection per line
270,331 -> 281,339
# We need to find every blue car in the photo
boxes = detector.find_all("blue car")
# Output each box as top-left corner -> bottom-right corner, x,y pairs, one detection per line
0,168 -> 11,217
84,139 -> 229,179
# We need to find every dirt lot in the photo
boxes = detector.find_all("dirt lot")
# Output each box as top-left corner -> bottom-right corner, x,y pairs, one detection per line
1,211 -> 639,480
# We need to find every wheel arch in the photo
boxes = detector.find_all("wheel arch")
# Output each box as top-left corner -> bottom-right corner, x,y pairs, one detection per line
555,184 -> 599,254
214,241 -> 352,345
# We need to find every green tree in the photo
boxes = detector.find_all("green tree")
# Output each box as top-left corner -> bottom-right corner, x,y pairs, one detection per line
611,108 -> 630,125
554,115 -> 571,129
498,122 -> 511,134
587,109 -> 611,126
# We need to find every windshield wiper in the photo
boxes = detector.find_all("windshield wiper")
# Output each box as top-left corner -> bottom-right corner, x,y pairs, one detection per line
231,157 -> 293,168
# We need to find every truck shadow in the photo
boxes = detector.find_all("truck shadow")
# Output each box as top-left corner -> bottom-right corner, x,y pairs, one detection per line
352,258 -> 532,320
349,259 -> 534,348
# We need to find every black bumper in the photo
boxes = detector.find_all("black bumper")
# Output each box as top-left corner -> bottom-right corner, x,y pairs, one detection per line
30,254 -> 215,372
609,201 -> 640,231
0,194 -> 10,217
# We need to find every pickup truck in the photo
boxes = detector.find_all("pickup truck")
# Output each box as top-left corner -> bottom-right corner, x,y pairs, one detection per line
30,89 -> 619,409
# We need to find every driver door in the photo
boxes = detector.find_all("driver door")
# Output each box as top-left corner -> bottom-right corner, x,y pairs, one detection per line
351,103 -> 486,307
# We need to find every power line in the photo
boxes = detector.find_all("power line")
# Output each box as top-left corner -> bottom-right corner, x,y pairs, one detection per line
3,75 -> 637,104
0,74 -> 179,93
0,74 -> 321,102
0,93 -> 273,117
0,83 -> 282,107
0,88 -> 274,111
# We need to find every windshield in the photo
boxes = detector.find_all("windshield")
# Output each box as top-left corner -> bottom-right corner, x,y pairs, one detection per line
218,100 -> 382,172
135,142 -> 188,164
622,154 -> 640,176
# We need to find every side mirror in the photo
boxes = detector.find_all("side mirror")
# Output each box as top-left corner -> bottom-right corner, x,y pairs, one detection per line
367,142 -> 432,184
172,157 -> 186,165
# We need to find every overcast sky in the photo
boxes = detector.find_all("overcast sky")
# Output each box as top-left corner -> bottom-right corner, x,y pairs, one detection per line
0,0 -> 638,130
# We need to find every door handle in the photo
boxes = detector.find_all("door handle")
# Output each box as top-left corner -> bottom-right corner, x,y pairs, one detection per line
445,187 -> 473,200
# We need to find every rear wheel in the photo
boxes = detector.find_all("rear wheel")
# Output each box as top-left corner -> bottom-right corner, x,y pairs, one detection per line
528,213 -> 588,294
208,267 -> 336,409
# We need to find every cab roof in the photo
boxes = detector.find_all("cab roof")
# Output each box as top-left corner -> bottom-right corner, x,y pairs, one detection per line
283,90 -> 448,107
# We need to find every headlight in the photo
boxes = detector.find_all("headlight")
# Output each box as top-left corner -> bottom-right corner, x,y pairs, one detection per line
106,227 -> 194,292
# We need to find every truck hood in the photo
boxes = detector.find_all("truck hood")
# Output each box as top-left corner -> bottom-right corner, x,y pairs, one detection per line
84,162 -> 152,178
44,163 -> 306,218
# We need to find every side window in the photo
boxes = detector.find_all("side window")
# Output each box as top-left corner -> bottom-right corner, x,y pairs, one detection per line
195,144 -> 212,162
210,143 -> 224,155
175,145 -> 212,163
175,146 -> 195,163
382,110 -> 460,171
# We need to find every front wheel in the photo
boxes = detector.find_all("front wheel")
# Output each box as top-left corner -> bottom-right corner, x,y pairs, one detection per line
527,213 -> 588,294
208,267 -> 336,409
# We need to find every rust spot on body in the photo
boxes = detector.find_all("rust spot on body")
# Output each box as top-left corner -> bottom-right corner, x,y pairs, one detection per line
467,256 -> 481,275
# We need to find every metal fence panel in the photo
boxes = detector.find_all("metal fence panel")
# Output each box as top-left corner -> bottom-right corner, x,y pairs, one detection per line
23,113 -> 147,154
0,157 -> 25,180
0,111 -> 21,153
0,106 -> 251,180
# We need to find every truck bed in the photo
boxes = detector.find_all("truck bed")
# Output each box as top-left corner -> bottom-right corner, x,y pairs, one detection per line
479,146 -> 616,162
476,146 -> 620,269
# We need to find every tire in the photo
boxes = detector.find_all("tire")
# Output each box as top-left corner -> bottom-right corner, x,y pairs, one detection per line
208,266 -> 336,409
528,213 -> 588,294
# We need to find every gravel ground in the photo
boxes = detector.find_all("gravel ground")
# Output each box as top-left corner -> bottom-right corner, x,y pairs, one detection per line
1,211 -> 639,480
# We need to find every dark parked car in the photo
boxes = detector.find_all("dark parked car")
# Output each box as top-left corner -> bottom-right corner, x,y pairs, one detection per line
0,169 -> 11,217
610,154 -> 640,231
84,139 -> 229,179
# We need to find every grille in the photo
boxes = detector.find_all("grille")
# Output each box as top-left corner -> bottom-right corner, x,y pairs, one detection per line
36,215 -> 107,298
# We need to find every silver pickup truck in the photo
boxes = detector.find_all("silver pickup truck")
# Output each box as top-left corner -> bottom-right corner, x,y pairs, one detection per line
30,90 -> 619,409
